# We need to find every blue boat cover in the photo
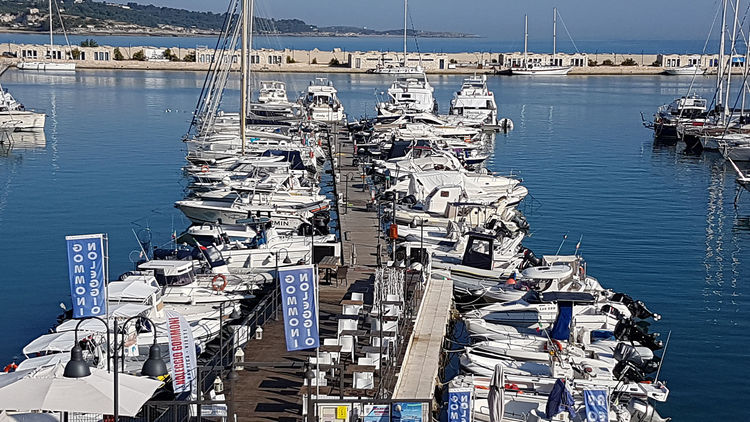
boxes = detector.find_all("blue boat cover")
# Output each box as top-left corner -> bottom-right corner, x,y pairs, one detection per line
549,302 -> 573,341
545,379 -> 576,419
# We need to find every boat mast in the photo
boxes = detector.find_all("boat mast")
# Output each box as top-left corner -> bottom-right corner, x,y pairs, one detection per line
724,0 -> 740,121
552,8 -> 557,66
49,0 -> 53,57
524,15 -> 528,69
240,0 -> 250,155
403,0 -> 408,66
718,0 -> 728,116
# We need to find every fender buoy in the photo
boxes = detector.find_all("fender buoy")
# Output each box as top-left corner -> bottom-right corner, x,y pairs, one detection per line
388,223 -> 398,240
201,165 -> 209,173
504,383 -> 522,393
211,274 -> 228,292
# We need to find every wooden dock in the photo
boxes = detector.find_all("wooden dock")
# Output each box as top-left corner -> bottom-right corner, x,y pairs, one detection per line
227,123 -> 453,420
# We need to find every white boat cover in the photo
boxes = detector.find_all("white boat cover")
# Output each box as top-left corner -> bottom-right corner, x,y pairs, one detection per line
108,276 -> 160,300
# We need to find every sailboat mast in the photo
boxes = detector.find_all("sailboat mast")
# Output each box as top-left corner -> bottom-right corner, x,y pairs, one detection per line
240,0 -> 249,155
553,8 -> 557,65
718,0 -> 728,112
403,0 -> 408,66
524,15 -> 528,69
49,0 -> 53,55
724,0 -> 740,121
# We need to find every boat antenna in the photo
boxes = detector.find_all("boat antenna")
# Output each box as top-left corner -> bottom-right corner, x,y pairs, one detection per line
574,234 -> 583,256
131,228 -> 150,262
554,232 -> 568,255
654,330 -> 672,383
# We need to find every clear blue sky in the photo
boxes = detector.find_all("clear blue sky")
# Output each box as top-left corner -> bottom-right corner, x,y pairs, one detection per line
112,0 -> 720,41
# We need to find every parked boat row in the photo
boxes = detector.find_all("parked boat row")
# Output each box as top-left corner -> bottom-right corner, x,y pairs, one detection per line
346,61 -> 673,420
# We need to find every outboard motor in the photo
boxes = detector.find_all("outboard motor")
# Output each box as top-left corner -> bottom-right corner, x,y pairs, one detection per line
520,248 -> 543,269
614,318 -> 663,351
399,194 -> 417,206
312,211 -> 330,235
610,293 -> 661,320
613,343 -> 660,382
627,399 -> 671,422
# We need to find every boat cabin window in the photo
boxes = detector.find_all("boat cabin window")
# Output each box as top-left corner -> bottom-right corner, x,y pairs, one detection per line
462,235 -> 494,270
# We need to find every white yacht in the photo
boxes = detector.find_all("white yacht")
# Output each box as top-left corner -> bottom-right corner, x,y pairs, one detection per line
377,72 -> 438,117
447,75 -> 498,126
511,11 -> 572,76
0,83 -> 45,131
257,81 -> 289,103
17,0 -> 76,72
300,78 -> 344,123
664,65 -> 705,76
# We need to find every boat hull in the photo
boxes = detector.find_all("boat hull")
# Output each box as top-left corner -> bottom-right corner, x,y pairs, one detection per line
17,62 -> 76,72
0,111 -> 46,131
511,66 -> 572,76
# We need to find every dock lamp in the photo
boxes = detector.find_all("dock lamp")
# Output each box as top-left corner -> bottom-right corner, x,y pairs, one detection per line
64,316 -> 112,378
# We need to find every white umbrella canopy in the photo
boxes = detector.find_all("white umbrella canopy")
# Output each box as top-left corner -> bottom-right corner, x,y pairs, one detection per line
0,363 -> 162,417
487,363 -> 505,422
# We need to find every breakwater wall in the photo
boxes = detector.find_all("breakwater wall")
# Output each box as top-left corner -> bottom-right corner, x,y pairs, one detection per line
0,41 -> 731,74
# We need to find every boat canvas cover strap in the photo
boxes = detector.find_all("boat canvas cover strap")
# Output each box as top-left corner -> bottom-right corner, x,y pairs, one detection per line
549,302 -> 572,341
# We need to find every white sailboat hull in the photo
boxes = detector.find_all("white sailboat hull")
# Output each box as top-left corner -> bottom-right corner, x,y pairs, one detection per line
0,111 -> 46,131
511,66 -> 572,76
17,62 -> 76,72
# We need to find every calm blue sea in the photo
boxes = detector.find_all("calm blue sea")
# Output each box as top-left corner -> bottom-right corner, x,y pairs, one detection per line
0,70 -> 748,420
0,32 -> 722,54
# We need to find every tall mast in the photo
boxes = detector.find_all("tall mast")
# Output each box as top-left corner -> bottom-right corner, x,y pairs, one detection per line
49,0 -> 53,55
724,0 -> 740,121
552,8 -> 557,65
718,0 -> 728,113
524,15 -> 528,69
403,0 -> 408,66
240,0 -> 249,155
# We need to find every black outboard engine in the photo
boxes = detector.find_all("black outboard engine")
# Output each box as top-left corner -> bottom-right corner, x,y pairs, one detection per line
399,194 -> 417,206
520,248 -> 543,269
610,293 -> 661,320
614,318 -> 663,351
312,210 -> 330,235
612,343 -> 660,382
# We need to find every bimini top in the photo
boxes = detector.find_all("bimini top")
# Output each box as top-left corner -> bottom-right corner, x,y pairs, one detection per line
138,260 -> 195,276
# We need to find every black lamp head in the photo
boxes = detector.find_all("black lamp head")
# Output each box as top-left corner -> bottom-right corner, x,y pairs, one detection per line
226,368 -> 240,381
141,343 -> 168,378
63,345 -> 91,378
283,255 -> 292,264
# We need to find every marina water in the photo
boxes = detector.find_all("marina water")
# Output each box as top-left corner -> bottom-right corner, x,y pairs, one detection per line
0,70 -> 748,420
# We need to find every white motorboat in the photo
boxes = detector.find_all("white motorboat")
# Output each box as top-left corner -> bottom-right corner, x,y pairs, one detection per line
0,83 -> 45,131
664,64 -> 705,75
174,197 -> 325,230
377,73 -> 438,117
447,75 -> 498,126
647,94 -> 708,139
301,78 -> 345,123
719,133 -> 750,161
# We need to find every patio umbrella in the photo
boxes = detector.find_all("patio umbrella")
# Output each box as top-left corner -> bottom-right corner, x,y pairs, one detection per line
487,364 -> 505,422
0,363 -> 162,417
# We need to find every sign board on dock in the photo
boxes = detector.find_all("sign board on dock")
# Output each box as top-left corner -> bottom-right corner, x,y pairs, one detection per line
583,389 -> 609,422
278,264 -> 320,351
448,388 -> 472,422
166,310 -> 197,394
65,234 -> 107,318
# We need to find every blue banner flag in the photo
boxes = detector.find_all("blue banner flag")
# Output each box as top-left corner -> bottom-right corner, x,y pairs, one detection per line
279,264 -> 319,351
448,388 -> 472,422
584,389 -> 609,422
66,234 -> 107,318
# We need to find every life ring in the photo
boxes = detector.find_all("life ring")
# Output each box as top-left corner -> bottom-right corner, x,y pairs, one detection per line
201,165 -> 209,173
545,339 -> 564,353
578,264 -> 586,280
211,274 -> 227,291
3,363 -> 17,373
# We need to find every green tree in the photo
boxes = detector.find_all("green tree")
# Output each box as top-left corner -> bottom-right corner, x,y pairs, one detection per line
621,58 -> 637,66
70,48 -> 81,60
286,55 -> 296,64
588,60 -> 597,66
132,49 -> 146,61
80,39 -> 98,47
183,51 -> 196,62
113,47 -> 124,61
163,48 -> 180,61
602,59 -> 614,66
311,58 -> 317,64
328,58 -> 340,66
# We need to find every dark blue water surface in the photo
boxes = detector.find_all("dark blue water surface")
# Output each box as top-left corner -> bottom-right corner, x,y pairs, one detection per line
0,33 -> 720,54
1,70 -> 748,420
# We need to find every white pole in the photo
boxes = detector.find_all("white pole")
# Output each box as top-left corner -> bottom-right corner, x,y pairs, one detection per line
552,8 -> 557,66
403,0 -> 408,66
724,0 -> 740,121
49,0 -> 53,55
524,15 -> 528,69
718,0 -> 728,114
240,0 -> 249,155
